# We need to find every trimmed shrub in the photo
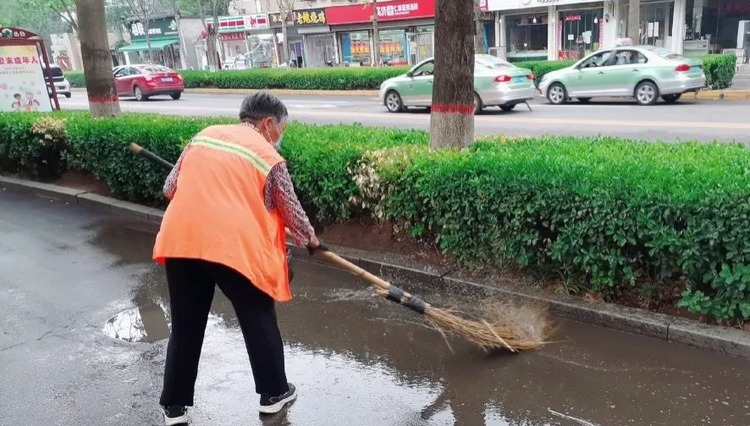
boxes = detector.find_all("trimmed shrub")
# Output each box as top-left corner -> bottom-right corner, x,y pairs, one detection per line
0,113 -> 68,180
1,111 -> 749,322
700,54 -> 736,90
514,60 -> 576,86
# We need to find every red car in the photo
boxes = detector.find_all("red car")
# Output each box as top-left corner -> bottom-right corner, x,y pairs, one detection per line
113,64 -> 184,101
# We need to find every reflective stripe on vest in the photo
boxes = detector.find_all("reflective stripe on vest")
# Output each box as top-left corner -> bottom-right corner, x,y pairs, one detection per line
190,135 -> 272,175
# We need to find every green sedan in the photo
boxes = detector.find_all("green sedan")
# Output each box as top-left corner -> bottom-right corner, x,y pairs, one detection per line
539,45 -> 706,105
379,54 -> 536,114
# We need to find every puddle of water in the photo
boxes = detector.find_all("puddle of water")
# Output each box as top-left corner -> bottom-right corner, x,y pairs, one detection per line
103,302 -> 170,343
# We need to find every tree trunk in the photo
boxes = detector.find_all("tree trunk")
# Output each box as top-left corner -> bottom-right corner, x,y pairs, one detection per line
210,4 -> 221,71
474,1 -> 486,53
281,19 -> 289,67
372,0 -> 380,66
627,0 -> 640,43
429,0 -> 474,150
76,0 -> 121,117
145,22 -> 154,63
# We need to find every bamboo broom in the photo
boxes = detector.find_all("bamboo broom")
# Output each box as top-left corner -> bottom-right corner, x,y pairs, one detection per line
130,143 -> 550,352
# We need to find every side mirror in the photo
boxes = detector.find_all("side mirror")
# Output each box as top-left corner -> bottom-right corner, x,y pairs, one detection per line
406,71 -> 414,78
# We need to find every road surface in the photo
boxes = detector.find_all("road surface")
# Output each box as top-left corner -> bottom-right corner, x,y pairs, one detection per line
1,189 -> 749,425
60,91 -> 750,143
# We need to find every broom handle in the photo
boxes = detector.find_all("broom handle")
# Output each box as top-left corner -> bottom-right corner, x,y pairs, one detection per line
129,143 -> 175,171
314,250 -> 392,292
129,143 -> 393,293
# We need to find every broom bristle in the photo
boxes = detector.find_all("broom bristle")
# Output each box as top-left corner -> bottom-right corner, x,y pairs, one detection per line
424,306 -> 549,352
373,287 -> 552,352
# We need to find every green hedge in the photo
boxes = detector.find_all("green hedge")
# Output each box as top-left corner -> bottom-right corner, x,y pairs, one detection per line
65,54 -> 736,91
699,54 -> 736,89
2,111 -> 750,323
514,60 -> 576,86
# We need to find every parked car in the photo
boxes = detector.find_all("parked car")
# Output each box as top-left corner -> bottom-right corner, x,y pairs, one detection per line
113,64 -> 184,101
379,54 -> 536,114
539,43 -> 706,106
44,64 -> 71,98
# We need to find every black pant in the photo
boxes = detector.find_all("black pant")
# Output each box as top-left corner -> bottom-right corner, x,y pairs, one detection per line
160,258 -> 289,407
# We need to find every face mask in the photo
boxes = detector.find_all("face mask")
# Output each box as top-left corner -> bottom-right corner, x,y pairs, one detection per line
263,119 -> 284,150
274,134 -> 283,151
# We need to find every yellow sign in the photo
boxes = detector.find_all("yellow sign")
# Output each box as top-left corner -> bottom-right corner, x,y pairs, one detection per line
0,45 -> 52,112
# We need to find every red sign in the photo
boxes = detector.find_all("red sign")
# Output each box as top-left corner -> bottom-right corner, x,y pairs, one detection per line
325,0 -> 435,26
220,32 -> 246,42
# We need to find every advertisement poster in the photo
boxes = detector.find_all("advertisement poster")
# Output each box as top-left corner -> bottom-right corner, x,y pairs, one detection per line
0,45 -> 52,112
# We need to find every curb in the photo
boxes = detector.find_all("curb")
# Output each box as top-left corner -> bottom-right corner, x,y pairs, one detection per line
3,175 -> 749,359
692,90 -> 750,101
70,87 -> 380,98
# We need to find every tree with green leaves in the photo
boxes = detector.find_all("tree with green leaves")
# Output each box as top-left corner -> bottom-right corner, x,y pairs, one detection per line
429,0 -> 474,149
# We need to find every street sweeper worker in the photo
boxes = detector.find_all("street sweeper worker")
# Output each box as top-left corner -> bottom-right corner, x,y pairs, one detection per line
151,91 -> 323,425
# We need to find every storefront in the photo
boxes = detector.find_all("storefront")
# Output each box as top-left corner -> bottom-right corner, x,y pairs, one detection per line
490,0 -> 748,62
268,12 -> 304,67
557,3 -> 604,60
325,0 -> 436,66
293,7 -> 336,67
120,16 -> 182,68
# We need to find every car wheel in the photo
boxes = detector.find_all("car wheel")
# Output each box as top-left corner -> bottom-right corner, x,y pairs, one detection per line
385,90 -> 405,113
473,92 -> 483,115
634,81 -> 659,105
500,104 -> 516,112
547,83 -> 568,105
661,93 -> 681,104
578,97 -> 591,103
134,86 -> 147,101
171,92 -> 182,100
64,93 -> 71,98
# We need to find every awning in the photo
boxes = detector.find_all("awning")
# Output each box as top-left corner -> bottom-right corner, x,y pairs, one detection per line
118,38 -> 179,52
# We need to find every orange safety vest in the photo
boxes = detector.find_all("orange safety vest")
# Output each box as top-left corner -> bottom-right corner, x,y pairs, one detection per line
152,124 -> 292,302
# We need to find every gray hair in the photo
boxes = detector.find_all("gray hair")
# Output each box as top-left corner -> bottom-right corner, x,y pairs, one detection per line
239,91 -> 288,123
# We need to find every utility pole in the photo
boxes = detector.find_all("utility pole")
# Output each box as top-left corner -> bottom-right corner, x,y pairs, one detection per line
372,0 -> 379,66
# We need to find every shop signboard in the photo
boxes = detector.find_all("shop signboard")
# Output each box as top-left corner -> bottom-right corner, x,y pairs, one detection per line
205,15 -> 246,33
0,45 -> 51,112
487,0 -> 594,12
326,0 -> 435,25
269,12 -> 295,28
129,17 -> 179,41
219,32 -> 246,42
245,14 -> 269,30
292,8 -> 327,26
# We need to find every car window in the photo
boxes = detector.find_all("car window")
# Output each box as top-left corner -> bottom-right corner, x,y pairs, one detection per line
49,67 -> 64,77
411,61 -> 434,77
114,68 -> 129,78
579,51 -> 612,68
650,47 -> 683,60
139,65 -> 172,74
612,50 -> 648,65
475,54 -> 513,70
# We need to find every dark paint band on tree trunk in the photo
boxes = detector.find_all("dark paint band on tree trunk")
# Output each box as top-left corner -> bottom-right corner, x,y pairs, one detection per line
432,104 -> 475,115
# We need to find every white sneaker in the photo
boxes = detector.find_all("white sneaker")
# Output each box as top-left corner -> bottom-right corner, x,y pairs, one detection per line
259,383 -> 297,414
162,405 -> 188,425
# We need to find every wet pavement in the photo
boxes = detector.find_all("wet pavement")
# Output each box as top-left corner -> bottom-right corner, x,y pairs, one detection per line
1,189 -> 750,426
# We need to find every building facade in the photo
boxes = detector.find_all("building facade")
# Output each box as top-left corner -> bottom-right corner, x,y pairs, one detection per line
488,0 -> 750,63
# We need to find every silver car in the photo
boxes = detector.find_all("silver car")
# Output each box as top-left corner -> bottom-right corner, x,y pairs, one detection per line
379,54 -> 536,113
539,45 -> 707,105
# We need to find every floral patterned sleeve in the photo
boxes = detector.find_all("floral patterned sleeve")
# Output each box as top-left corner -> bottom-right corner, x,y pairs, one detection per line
264,162 -> 316,247
163,144 -> 191,200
